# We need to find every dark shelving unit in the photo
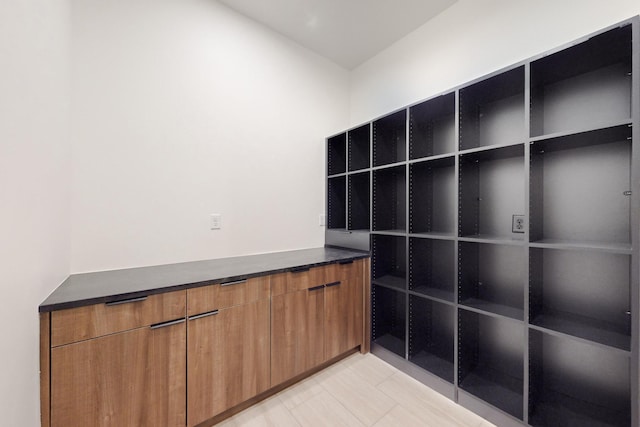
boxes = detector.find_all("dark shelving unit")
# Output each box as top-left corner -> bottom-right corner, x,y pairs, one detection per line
409,295 -> 454,382
530,247 -> 631,350
372,234 -> 406,291
328,133 -> 346,176
349,124 -> 371,172
410,93 -> 456,159
459,242 -> 525,320
409,157 -> 455,236
327,176 -> 346,230
459,66 -> 525,150
326,17 -> 639,427
530,125 -> 632,249
459,309 -> 524,419
373,165 -> 406,233
459,144 -> 525,240
348,172 -> 370,231
530,25 -> 632,137
529,330 -> 631,427
409,237 -> 455,302
373,110 -> 407,167
372,284 -> 406,357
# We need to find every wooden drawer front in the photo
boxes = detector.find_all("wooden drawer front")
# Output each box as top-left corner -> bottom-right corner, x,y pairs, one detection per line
51,290 -> 186,347
187,276 -> 270,316
271,265 -> 329,296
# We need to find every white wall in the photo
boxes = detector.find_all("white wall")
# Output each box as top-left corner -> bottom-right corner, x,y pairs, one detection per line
0,0 -> 70,425
70,0 -> 350,272
349,0 -> 640,125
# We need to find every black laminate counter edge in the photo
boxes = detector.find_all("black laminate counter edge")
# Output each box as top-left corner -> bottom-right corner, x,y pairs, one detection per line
39,247 -> 369,313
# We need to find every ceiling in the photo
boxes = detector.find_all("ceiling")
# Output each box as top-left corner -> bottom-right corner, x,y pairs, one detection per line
217,0 -> 458,69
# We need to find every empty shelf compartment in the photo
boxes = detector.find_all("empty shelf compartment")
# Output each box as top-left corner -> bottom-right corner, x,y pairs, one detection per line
409,295 -> 454,382
529,125 -> 632,248
409,157 -> 456,235
459,144 -> 525,240
458,309 -> 524,419
373,109 -> 407,167
348,124 -> 370,172
327,176 -> 346,229
459,66 -> 525,150
529,330 -> 631,427
328,133 -> 347,175
530,24 -> 632,137
410,92 -> 456,158
373,165 -> 406,232
529,247 -> 631,350
372,284 -> 406,358
409,237 -> 455,302
372,234 -> 407,290
459,242 -> 525,320
348,172 -> 370,231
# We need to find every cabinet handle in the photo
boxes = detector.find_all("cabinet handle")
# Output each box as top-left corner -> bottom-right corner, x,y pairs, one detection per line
221,279 -> 247,287
188,310 -> 219,321
105,296 -> 148,306
291,266 -> 310,273
325,281 -> 341,288
150,318 -> 185,329
308,285 -> 325,292
339,260 -> 354,265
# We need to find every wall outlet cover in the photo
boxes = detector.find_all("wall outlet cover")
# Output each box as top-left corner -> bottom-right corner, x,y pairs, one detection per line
512,215 -> 525,233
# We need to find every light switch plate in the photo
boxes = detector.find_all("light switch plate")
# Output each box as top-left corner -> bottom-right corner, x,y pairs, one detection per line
210,214 -> 222,230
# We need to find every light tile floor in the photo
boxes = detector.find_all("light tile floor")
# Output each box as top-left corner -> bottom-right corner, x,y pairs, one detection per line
218,353 -> 497,427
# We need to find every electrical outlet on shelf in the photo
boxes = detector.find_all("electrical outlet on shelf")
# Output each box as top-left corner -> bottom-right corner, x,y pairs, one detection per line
512,215 -> 525,233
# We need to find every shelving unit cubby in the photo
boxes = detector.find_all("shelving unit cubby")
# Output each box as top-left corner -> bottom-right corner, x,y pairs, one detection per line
459,66 -> 525,150
348,124 -> 371,172
410,157 -> 456,236
409,295 -> 454,382
459,144 -> 525,241
458,242 -> 525,320
410,92 -> 456,158
373,110 -> 407,167
326,16 -> 639,427
372,284 -> 406,358
372,234 -> 406,291
458,309 -> 524,420
529,330 -> 631,427
327,176 -> 346,230
348,171 -> 370,231
529,247 -> 631,351
409,237 -> 455,302
373,165 -> 406,233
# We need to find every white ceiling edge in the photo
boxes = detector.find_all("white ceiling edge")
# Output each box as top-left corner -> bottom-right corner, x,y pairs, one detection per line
217,0 -> 458,69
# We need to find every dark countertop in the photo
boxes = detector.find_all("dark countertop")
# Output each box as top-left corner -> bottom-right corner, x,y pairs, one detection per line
39,247 -> 369,312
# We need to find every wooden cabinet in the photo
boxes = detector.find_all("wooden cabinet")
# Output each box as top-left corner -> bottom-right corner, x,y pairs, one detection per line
41,253 -> 369,427
324,259 -> 364,360
49,291 -> 187,427
271,261 -> 365,385
271,279 -> 325,385
186,277 -> 271,427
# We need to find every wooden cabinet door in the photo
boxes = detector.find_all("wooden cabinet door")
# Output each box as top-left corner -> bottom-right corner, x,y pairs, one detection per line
187,299 -> 270,426
324,260 -> 364,360
51,321 -> 186,427
271,286 -> 324,385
